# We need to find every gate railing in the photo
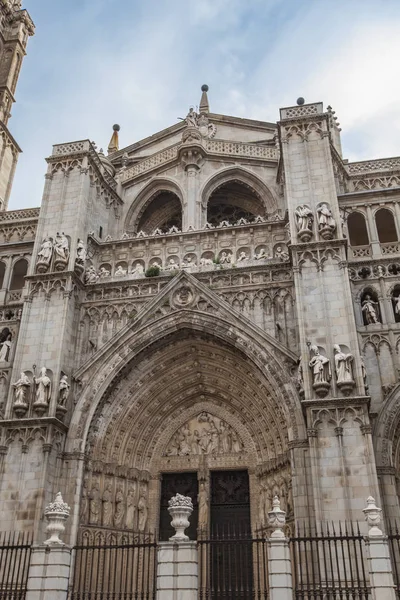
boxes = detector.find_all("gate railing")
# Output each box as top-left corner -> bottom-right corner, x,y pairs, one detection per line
68,531 -> 157,600
0,531 -> 33,600
290,522 -> 370,600
198,528 -> 269,599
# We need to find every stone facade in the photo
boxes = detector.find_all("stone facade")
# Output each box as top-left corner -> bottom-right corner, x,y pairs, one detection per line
0,8 -> 400,547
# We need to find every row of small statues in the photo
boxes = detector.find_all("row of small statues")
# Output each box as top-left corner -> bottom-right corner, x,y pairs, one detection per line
165,417 -> 243,457
12,368 -> 70,417
295,202 -> 336,241
83,481 -> 148,532
36,235 -> 87,273
298,344 -> 367,395
84,246 -> 289,282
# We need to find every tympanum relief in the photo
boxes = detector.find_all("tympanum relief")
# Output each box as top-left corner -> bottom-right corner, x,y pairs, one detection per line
164,412 -> 244,457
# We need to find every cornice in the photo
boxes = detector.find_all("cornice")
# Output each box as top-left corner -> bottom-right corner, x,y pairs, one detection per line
302,396 -> 370,409
338,187 -> 400,205
0,416 -> 68,432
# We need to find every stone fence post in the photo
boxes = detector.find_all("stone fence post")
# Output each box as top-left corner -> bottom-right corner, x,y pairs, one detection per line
156,493 -> 198,600
26,492 -> 72,600
363,496 -> 397,600
267,495 -> 293,600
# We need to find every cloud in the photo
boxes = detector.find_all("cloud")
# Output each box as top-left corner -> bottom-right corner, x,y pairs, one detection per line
8,0 -> 400,209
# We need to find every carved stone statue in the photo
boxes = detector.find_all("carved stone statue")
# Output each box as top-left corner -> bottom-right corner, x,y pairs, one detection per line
58,374 -> 70,407
34,367 -> 51,415
333,345 -> 355,395
296,360 -> 304,396
237,251 -> 248,262
361,357 -> 368,391
254,248 -> 268,260
295,205 -> 314,242
219,252 -> 231,264
362,295 -> 380,324
75,239 -> 87,267
198,480 -> 209,530
126,482 -> 137,529
0,333 -> 12,362
185,107 -> 198,127
54,232 -> 69,270
99,266 -> 111,278
393,294 -> 400,319
115,265 -> 127,277
84,266 -> 99,284
36,237 -> 53,272
166,258 -> 179,271
137,489 -> 148,532
317,203 -> 336,239
89,482 -> 101,524
309,346 -> 331,396
275,245 -> 289,261
102,483 -> 113,526
114,487 -> 125,527
12,371 -> 31,417
80,476 -> 89,522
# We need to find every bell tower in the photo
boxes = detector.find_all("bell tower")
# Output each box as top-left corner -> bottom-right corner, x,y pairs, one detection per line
0,0 -> 34,210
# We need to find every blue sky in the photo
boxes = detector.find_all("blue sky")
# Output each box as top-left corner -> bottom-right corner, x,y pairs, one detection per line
8,0 -> 400,209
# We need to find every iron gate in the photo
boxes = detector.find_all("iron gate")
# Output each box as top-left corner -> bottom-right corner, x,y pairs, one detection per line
290,522 -> 370,599
68,531 -> 157,600
0,531 -> 33,600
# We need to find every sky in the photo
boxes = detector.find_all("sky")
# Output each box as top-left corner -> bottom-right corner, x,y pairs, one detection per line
7,0 -> 400,210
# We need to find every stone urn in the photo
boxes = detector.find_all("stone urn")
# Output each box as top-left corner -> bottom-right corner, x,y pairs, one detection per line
44,492 -> 71,544
363,496 -> 382,537
268,495 -> 286,539
167,493 -> 193,541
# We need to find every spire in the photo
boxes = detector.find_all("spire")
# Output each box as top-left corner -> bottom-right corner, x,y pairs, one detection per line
107,124 -> 120,155
199,84 -> 209,113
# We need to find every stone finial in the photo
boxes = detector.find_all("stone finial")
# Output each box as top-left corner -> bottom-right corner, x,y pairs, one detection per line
363,496 -> 383,537
108,124 -> 120,155
44,492 -> 71,544
167,494 -> 193,541
268,495 -> 286,538
200,84 -> 210,113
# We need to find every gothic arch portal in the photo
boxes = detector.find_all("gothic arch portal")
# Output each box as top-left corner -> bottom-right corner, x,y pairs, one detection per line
67,271 -> 305,540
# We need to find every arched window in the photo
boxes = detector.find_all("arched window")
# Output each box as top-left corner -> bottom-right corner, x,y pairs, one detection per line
0,262 -> 6,289
207,180 -> 265,227
375,208 -> 397,243
9,259 -> 28,290
136,191 -> 182,234
348,212 -> 369,246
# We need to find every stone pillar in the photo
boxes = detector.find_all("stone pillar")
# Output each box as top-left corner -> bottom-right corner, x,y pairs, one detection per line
156,493 -> 198,600
363,496 -> 397,600
267,496 -> 293,600
26,492 -> 72,600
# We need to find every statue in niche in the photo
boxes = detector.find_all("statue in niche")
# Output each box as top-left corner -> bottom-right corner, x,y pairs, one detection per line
126,482 -> 137,529
362,295 -> 380,324
219,252 -> 231,264
76,239 -> 87,265
295,205 -> 314,242
0,332 -> 12,362
309,346 -> 331,397
166,258 -> 179,271
114,487 -> 125,527
85,266 -> 99,284
36,237 -> 53,272
115,265 -> 127,277
102,483 -> 113,526
254,248 -> 268,260
34,367 -> 51,406
258,480 -> 267,528
237,251 -> 248,262
275,245 -> 289,261
12,371 -> 31,416
137,487 -> 148,532
198,480 -> 209,530
333,345 -> 355,395
393,293 -> 400,320
361,357 -> 368,391
80,476 -> 89,521
99,266 -> 111,278
57,374 -> 70,407
54,232 -> 69,268
296,360 -> 304,396
89,482 -> 101,524
317,203 -> 336,239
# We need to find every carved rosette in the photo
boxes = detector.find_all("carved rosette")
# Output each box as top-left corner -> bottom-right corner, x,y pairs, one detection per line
44,492 -> 71,544
168,493 -> 193,541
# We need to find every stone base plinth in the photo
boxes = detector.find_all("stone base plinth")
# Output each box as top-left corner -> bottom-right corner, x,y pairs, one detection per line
26,543 -> 72,600
157,540 -> 197,600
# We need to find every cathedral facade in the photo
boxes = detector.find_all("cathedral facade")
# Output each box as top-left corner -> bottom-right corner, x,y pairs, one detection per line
0,1 -> 400,550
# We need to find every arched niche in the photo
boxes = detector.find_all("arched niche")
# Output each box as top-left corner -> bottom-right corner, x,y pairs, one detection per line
201,168 -> 277,227
0,261 -> 6,289
348,212 -> 369,246
375,207 -> 398,243
9,258 -> 28,290
125,179 -> 184,234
